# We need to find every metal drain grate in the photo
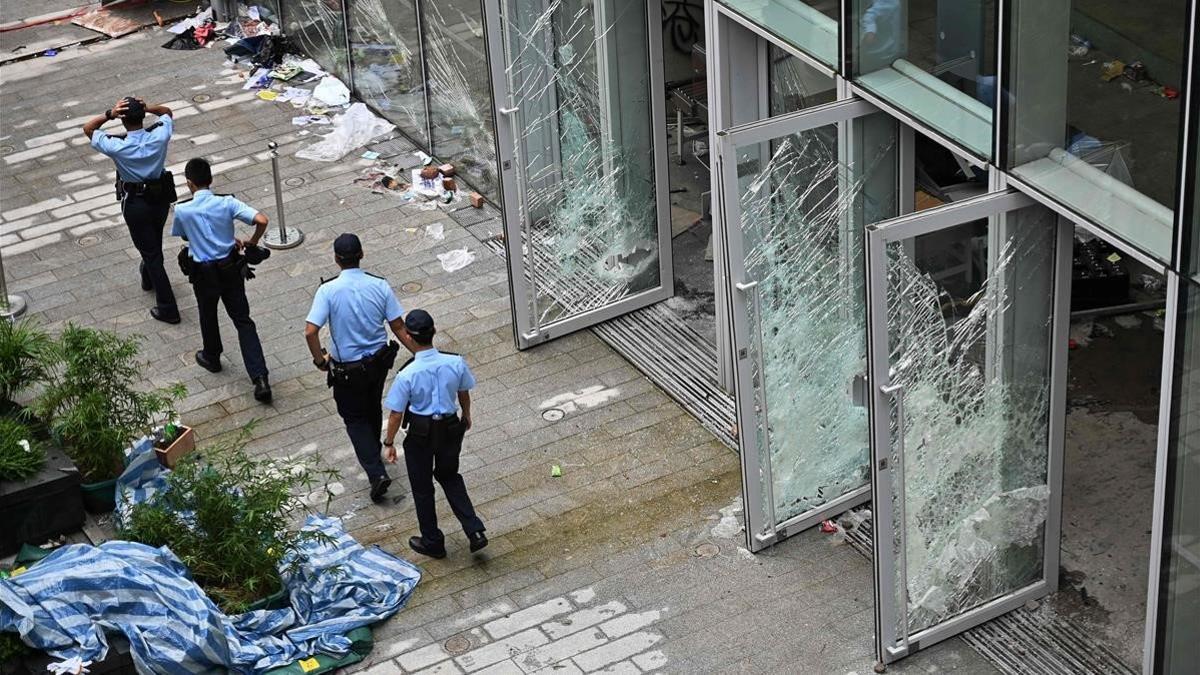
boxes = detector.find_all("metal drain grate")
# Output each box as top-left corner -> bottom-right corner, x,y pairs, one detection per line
842,522 -> 1136,675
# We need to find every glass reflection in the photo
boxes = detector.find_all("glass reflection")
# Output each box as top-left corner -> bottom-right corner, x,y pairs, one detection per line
287,0 -> 350,80
851,0 -> 997,158
348,0 -> 429,147
1006,0 -> 1186,263
719,0 -> 839,66
768,45 -> 837,116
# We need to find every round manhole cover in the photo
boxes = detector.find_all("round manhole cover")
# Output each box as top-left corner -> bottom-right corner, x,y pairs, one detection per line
0,145 -> 14,155
76,235 -> 100,247
694,543 -> 719,558
400,281 -> 422,293
191,94 -> 211,103
541,408 -> 565,422
284,176 -> 305,187
443,635 -> 471,655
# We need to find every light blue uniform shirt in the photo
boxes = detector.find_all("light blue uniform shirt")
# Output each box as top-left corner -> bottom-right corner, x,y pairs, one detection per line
861,0 -> 903,66
90,115 -> 174,182
171,190 -> 259,263
305,269 -> 404,362
385,349 -> 476,416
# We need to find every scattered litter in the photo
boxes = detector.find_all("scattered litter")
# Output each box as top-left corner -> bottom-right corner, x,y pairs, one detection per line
269,63 -> 302,81
278,87 -> 311,104
710,498 -> 744,539
292,115 -> 330,126
425,223 -> 444,240
470,192 -> 485,208
412,167 -> 443,197
296,103 -> 395,162
437,248 -> 475,273
1139,273 -> 1164,291
1069,321 -> 1096,347
550,464 -> 562,478
43,49 -> 58,57
736,547 -> 757,562
1101,60 -> 1126,82
153,11 -> 164,27
415,151 -> 433,166
311,75 -> 351,107
1113,314 -> 1142,329
168,8 -> 213,35
361,150 -> 380,160
819,520 -> 838,534
257,90 -> 279,101
419,201 -> 440,211
294,58 -> 325,76
243,67 -> 271,90
47,657 -> 92,675
374,522 -> 393,532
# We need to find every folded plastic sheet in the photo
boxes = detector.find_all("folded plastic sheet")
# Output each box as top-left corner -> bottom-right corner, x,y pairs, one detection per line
1,448 -> 421,674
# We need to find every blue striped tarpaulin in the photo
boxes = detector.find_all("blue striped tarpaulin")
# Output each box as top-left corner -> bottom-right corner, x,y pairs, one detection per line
0,442 -> 421,673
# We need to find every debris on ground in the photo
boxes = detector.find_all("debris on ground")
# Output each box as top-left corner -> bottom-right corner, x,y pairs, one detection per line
437,248 -> 476,273
296,103 -> 394,162
709,498 -> 743,539
1113,314 -> 1141,329
550,464 -> 562,478
470,192 -> 485,208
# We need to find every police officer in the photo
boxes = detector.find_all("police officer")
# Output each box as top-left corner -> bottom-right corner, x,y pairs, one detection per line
83,96 -> 180,324
304,233 -> 406,503
171,157 -> 272,403
383,310 -> 487,558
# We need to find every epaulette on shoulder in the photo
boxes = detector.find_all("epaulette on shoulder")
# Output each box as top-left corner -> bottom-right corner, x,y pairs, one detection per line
318,275 -> 335,287
397,356 -> 416,372
440,351 -> 460,357
146,121 -> 163,131
365,271 -> 386,281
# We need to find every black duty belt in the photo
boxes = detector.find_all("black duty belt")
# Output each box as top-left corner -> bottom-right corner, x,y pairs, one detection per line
405,412 -> 459,423
195,249 -> 240,269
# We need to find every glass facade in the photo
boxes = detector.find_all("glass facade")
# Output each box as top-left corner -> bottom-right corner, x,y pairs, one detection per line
283,0 -> 497,199
768,45 -> 837,115
1006,0 -> 1188,263
1156,278 -> 1200,672
719,0 -> 839,67
850,0 -> 997,158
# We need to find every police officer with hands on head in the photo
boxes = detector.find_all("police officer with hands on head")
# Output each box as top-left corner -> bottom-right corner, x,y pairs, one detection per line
304,233 -> 406,504
384,309 -> 487,559
83,96 -> 180,324
171,157 -> 273,403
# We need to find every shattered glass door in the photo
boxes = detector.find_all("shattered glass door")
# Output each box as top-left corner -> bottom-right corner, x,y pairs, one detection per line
866,196 -> 1068,663
720,106 -> 898,550
486,0 -> 670,347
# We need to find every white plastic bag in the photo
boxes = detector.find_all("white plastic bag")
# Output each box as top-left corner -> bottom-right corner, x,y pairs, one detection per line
437,248 -> 475,272
296,103 -> 394,162
311,75 -> 351,106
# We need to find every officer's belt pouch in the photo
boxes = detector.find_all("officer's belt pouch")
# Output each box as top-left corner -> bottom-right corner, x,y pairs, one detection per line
177,247 -> 194,278
160,171 -> 178,204
405,414 -> 431,438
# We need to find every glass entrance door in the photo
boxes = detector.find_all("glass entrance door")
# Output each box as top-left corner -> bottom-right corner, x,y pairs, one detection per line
865,192 -> 1072,663
717,99 -> 899,551
484,0 -> 671,348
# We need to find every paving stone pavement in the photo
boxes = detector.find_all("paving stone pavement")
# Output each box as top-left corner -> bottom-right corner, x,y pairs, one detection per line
0,26 -> 999,674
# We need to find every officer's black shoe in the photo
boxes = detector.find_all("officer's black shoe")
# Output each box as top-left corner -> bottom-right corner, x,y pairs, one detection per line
140,277 -> 153,292
150,308 -> 181,325
253,375 -> 272,403
468,531 -> 489,553
369,477 -> 392,503
195,350 -> 222,373
408,536 -> 447,559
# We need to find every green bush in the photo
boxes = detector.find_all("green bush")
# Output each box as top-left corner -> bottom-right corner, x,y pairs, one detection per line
0,319 -> 52,412
120,426 -> 339,614
0,416 -> 45,482
0,630 -> 30,664
35,326 -> 184,483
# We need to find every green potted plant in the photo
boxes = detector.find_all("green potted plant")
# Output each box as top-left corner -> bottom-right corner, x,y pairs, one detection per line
120,425 -> 339,614
35,326 -> 184,513
154,419 -> 196,469
0,320 -> 84,557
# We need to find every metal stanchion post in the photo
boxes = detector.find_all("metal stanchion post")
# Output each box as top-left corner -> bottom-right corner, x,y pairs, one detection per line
0,245 -> 27,321
262,141 -> 304,250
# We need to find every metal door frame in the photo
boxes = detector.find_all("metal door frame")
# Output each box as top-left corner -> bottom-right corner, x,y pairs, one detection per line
864,190 -> 1073,664
716,96 -> 882,552
484,0 -> 673,350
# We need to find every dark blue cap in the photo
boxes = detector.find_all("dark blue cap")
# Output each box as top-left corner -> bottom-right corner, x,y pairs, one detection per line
333,233 -> 362,259
404,309 -> 435,336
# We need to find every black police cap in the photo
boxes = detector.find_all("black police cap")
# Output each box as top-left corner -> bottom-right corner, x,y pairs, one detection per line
405,309 -> 435,336
333,233 -> 363,260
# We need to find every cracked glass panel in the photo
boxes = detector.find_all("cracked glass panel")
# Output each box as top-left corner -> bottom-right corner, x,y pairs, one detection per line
348,0 -> 430,146
735,116 -> 896,529
423,0 -> 498,197
883,206 -> 1056,636
287,0 -> 350,80
767,45 -> 836,116
500,0 -> 660,329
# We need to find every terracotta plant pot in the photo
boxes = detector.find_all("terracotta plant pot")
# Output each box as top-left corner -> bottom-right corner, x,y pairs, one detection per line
155,425 -> 195,469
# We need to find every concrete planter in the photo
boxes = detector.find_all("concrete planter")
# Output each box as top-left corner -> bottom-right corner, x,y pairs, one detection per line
0,444 -> 83,557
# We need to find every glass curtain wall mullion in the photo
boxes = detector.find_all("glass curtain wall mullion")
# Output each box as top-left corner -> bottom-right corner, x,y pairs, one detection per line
347,0 -> 431,149
716,0 -> 840,69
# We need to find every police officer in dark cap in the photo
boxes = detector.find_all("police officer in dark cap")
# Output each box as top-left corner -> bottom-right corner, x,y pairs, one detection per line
383,309 -> 487,558
305,233 -> 406,503
83,96 -> 180,323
